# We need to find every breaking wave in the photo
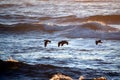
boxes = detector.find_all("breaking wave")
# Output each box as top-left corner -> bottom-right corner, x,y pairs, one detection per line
53,15 -> 120,24
0,14 -> 120,25
0,22 -> 120,40
0,21 -> 119,40
58,21 -> 120,40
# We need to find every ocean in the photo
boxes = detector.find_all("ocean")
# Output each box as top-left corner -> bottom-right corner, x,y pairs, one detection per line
0,0 -> 120,80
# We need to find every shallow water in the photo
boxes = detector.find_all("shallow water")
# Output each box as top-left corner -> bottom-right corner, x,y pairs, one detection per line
0,0 -> 120,80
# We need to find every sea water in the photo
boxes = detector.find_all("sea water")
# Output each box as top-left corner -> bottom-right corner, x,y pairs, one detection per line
0,0 -> 120,80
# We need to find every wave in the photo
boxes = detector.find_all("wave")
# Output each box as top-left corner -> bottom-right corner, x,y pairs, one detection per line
0,14 -> 29,20
0,21 -> 119,32
0,21 -> 120,39
36,15 -> 120,25
74,0 -> 120,2
1,14 -> 120,25
0,4 -> 19,8
0,23 -> 74,33
0,59 -> 119,80
0,23 -> 47,33
85,15 -> 120,24
56,15 -> 120,24
58,21 -> 120,39
0,0 -> 37,8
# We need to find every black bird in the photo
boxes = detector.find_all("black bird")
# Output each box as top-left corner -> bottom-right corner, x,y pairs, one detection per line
95,40 -> 102,45
44,40 -> 51,47
58,40 -> 69,47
